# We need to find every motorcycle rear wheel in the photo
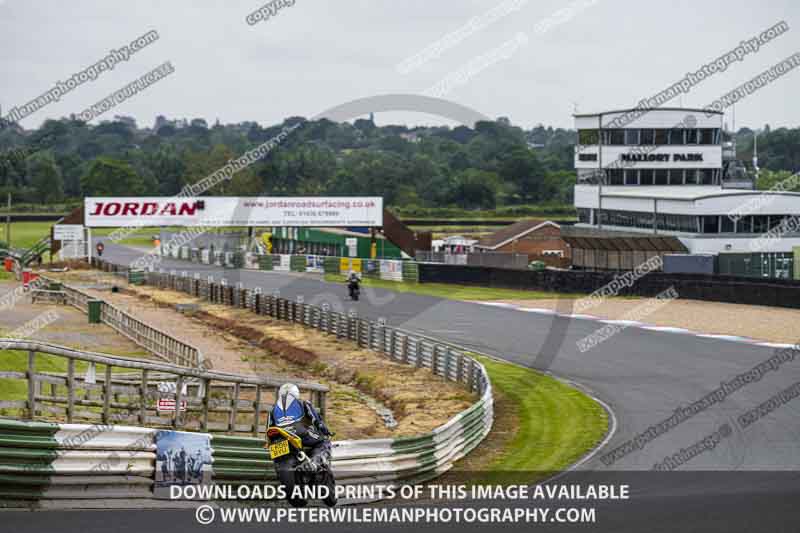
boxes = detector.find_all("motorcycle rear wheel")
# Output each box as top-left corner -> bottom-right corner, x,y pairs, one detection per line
321,469 -> 337,507
275,456 -> 308,508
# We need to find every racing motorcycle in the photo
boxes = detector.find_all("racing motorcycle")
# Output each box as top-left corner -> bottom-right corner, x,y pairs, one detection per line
347,275 -> 360,301
266,425 -> 337,508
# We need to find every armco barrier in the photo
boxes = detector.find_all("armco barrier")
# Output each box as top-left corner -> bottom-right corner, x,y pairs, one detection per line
416,263 -> 800,309
0,418 -> 156,502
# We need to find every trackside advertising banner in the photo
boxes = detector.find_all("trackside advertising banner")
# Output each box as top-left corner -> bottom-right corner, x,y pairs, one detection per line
84,197 -> 384,227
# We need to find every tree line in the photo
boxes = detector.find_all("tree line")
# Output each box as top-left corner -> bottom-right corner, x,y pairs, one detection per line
0,116 -> 797,211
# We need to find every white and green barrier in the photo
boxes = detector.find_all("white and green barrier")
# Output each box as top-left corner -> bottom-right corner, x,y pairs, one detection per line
0,418 -> 156,504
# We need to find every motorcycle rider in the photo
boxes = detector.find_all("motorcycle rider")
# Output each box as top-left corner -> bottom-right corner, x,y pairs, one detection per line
346,271 -> 360,299
268,383 -> 333,475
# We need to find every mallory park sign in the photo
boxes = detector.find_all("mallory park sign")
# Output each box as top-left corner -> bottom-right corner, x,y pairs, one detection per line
620,153 -> 704,162
84,197 -> 384,228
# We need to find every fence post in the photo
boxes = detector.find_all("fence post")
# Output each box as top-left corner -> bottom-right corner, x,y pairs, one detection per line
201,378 -> 211,432
389,330 -> 396,359
253,385 -> 262,437
229,382 -> 240,434
174,375 -> 184,429
140,369 -> 149,426
66,358 -> 75,423
318,390 -> 327,421
468,359 -> 477,392
27,351 -> 36,419
103,365 -> 112,424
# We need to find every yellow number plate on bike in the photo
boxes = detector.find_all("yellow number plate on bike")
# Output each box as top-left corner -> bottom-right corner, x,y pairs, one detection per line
269,440 -> 290,459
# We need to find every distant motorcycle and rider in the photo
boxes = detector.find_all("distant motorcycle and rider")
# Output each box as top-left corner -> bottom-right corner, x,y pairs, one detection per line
346,272 -> 361,301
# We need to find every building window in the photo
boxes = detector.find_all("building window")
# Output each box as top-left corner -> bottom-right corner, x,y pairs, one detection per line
669,129 -> 685,145
603,129 -> 625,145
655,169 -> 668,185
655,129 -> 669,144
700,169 -> 714,185
624,169 -> 639,185
736,216 -> 752,233
607,169 -> 624,185
702,216 -> 720,233
577,208 -> 591,224
753,216 -> 769,233
624,129 -> 640,145
596,209 -> 696,232
640,129 -> 655,145
720,216 -> 735,233
640,169 -> 654,185
699,128 -> 715,144
685,169 -> 699,184
578,129 -> 599,145
668,169 -> 684,185
686,129 -> 698,144
769,215 -> 789,230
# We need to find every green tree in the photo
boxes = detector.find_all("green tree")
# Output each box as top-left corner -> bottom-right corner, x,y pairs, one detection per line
80,157 -> 144,196
756,169 -> 800,191
448,169 -> 500,209
26,151 -> 64,203
500,148 -> 546,203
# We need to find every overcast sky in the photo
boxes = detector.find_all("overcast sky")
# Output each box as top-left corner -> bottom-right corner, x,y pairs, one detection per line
1,0 -> 798,131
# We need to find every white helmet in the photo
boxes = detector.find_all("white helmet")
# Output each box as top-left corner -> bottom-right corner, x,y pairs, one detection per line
276,383 -> 301,412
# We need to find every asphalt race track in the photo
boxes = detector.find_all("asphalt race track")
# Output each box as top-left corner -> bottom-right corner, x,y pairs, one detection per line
7,241 -> 800,532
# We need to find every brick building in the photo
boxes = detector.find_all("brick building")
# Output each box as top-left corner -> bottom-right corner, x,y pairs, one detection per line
475,219 -> 571,267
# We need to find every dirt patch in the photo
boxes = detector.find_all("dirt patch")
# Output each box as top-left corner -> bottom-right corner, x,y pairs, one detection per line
493,297 -> 800,344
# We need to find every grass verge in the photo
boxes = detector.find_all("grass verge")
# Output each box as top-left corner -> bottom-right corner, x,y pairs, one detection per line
458,355 -> 608,484
324,274 -> 576,301
0,349 -> 107,401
